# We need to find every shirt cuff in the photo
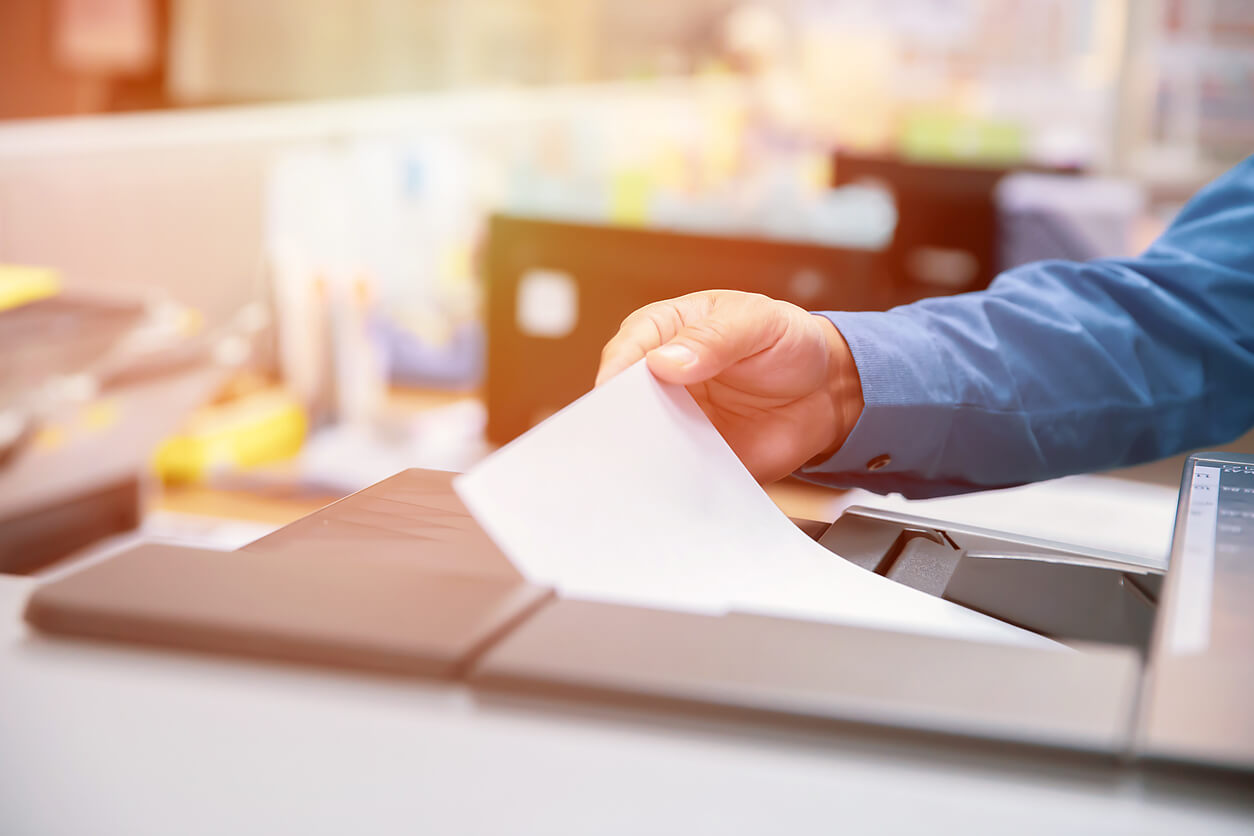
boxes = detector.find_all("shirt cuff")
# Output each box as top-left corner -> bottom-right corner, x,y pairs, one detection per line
801,309 -> 958,482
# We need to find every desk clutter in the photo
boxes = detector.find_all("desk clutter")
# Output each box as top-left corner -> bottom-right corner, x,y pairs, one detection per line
22,466 -> 1254,776
0,277 -> 256,574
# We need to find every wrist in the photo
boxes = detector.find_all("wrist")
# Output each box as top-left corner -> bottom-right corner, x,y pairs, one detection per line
814,314 -> 864,463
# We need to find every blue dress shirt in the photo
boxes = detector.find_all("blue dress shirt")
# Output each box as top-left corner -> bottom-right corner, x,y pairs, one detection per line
802,155 -> 1254,498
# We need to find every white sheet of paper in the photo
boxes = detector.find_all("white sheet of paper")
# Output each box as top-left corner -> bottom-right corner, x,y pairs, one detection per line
843,475 -> 1176,571
455,360 -> 1056,649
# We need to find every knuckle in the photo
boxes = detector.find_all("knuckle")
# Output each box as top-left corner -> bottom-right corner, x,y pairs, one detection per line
689,317 -> 729,342
684,317 -> 735,353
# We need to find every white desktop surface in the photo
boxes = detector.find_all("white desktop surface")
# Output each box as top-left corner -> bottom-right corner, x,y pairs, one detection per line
1,574 -> 1252,836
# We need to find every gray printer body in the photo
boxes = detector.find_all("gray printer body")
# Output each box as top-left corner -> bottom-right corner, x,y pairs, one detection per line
23,456 -> 1254,779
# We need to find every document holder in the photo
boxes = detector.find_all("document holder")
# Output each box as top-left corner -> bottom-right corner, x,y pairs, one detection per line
23,469 -> 552,677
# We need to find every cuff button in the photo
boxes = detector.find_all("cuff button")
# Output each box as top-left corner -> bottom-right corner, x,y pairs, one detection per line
866,454 -> 892,472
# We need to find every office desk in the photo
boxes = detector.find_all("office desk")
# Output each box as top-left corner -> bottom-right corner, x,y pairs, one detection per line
2,572 -> 1252,835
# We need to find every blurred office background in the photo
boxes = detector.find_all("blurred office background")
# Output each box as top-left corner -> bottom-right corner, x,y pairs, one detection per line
0,0 -> 1251,568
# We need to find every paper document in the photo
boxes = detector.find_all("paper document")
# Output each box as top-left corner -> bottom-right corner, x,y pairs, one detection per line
455,361 -> 1056,649
844,476 -> 1175,571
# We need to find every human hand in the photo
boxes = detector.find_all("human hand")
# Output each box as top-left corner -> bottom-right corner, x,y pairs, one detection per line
596,290 -> 863,483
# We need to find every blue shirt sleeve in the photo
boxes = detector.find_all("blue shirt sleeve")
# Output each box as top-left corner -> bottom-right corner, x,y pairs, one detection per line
800,155 -> 1254,498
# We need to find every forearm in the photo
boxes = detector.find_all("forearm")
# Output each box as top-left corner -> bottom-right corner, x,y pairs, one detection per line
801,156 -> 1254,497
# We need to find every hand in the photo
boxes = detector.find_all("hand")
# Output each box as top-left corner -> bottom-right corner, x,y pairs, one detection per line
596,290 -> 863,483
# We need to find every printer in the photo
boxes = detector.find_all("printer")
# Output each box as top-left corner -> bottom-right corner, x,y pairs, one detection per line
22,452 -> 1254,778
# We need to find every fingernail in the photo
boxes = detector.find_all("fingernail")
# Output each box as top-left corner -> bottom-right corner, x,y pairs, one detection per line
653,343 -> 696,366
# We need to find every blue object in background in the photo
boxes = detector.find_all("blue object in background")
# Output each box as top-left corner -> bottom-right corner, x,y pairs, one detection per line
376,316 -> 484,389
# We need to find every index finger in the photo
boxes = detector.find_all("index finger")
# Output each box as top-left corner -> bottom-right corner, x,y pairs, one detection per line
594,301 -> 685,386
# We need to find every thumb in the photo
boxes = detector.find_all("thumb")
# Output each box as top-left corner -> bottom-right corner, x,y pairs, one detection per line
646,302 -> 780,385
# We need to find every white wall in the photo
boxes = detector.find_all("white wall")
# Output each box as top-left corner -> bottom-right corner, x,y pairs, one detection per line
0,81 -> 705,326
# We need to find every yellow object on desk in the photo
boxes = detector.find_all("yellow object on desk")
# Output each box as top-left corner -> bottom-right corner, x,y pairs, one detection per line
153,389 -> 308,484
0,265 -> 60,311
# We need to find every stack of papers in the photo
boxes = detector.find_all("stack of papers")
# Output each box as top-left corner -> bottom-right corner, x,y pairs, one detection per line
455,361 -> 1056,649
847,477 -> 1176,571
